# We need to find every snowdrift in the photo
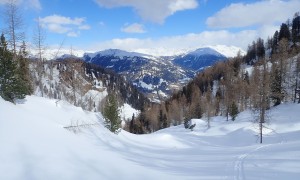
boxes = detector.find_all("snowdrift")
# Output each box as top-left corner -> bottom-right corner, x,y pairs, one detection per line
0,96 -> 300,179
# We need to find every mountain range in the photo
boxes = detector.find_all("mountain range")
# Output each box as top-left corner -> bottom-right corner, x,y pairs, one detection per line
59,46 -> 244,101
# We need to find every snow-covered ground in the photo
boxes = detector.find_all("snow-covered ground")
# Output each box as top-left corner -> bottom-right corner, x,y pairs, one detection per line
1,96 -> 300,179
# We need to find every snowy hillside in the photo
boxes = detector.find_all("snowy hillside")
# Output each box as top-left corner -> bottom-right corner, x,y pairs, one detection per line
188,47 -> 225,57
82,49 -> 193,101
56,45 -> 243,101
173,47 -> 226,71
84,49 -> 152,59
1,96 -> 299,179
209,45 -> 246,58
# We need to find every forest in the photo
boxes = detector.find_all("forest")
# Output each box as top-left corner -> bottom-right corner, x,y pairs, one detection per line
127,13 -> 300,134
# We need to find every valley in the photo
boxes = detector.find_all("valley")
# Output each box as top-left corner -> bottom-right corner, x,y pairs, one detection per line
60,46 -> 242,101
0,0 -> 300,179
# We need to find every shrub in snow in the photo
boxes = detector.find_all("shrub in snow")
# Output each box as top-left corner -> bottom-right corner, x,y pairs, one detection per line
184,118 -> 196,131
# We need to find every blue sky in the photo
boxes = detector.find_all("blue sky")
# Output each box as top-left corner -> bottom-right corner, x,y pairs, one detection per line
0,0 -> 299,56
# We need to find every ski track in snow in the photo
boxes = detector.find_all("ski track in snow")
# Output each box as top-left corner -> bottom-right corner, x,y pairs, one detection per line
1,96 -> 300,179
233,144 -> 274,180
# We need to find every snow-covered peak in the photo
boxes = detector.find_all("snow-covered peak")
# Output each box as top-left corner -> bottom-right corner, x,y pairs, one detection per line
31,45 -> 245,60
188,47 -> 225,57
84,49 -> 151,59
208,45 -> 246,58
28,46 -> 87,60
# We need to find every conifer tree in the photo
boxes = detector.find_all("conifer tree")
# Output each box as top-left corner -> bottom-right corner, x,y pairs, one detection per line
0,34 -> 26,103
229,101 -> 238,121
162,114 -> 168,129
272,31 -> 279,54
17,41 -> 32,95
292,12 -> 300,44
158,109 -> 163,130
279,23 -> 290,41
103,94 -> 121,134
270,64 -> 283,106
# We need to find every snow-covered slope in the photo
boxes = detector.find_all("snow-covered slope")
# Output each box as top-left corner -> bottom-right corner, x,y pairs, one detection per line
1,96 -> 300,179
82,49 -> 193,101
209,45 -> 246,58
173,47 -> 226,71
188,47 -> 225,57
59,45 -> 242,101
84,49 -> 152,59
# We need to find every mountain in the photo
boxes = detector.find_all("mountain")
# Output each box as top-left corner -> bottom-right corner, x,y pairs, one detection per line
78,46 -> 237,101
208,45 -> 245,58
173,47 -> 227,71
82,49 -> 194,101
83,49 -> 150,73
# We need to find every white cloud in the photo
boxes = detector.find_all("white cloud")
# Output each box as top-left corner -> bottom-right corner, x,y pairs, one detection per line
206,0 -> 300,29
27,0 -> 41,10
67,31 -> 80,37
94,0 -> 198,24
47,23 -> 71,34
40,15 -> 85,26
121,23 -> 146,33
79,25 -> 91,30
39,14 -> 90,37
87,30 -> 259,56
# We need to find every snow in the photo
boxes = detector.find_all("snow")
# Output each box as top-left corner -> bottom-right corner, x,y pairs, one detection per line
1,96 -> 300,179
119,103 -> 140,121
133,80 -> 154,90
29,48 -> 87,60
188,47 -> 225,57
84,49 -> 151,59
209,45 -> 246,58
134,45 -> 245,58
244,65 -> 254,76
29,45 -> 246,60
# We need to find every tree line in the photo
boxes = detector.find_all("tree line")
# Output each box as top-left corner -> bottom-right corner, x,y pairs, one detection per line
128,13 -> 300,138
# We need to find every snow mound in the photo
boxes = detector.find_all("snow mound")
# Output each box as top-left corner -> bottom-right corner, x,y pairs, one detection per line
0,96 -> 300,179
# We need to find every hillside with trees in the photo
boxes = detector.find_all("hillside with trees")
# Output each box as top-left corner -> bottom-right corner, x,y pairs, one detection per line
129,13 -> 300,136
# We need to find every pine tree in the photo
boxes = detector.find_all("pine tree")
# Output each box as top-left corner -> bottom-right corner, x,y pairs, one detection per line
0,34 -> 26,103
194,102 -> 202,119
103,94 -> 121,134
272,31 -> 279,54
279,23 -> 290,41
256,38 -> 265,59
292,12 -> 300,44
17,41 -> 32,95
162,114 -> 168,129
229,101 -> 239,121
158,109 -> 163,129
270,64 -> 283,106
129,113 -> 135,133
